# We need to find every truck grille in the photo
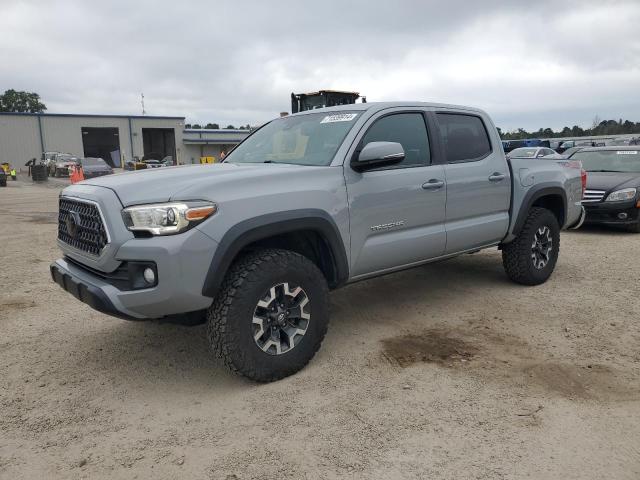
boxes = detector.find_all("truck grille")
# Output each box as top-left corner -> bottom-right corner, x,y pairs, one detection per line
58,198 -> 109,255
582,189 -> 606,203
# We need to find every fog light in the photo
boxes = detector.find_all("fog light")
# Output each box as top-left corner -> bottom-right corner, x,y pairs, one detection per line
143,267 -> 156,284
618,212 -> 628,220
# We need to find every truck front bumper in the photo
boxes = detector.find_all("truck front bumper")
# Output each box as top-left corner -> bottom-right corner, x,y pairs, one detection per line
51,259 -> 139,320
51,228 -> 219,320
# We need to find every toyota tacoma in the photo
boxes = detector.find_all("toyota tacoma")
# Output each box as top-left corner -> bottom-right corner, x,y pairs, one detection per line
51,102 -> 585,381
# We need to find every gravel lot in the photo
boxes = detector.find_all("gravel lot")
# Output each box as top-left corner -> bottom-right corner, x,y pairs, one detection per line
1,176 -> 639,480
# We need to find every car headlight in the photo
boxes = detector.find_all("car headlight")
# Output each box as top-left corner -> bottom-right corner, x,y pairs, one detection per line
605,188 -> 637,202
122,201 -> 217,235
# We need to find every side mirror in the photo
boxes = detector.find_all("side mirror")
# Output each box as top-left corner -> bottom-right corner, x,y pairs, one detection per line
536,153 -> 545,158
352,141 -> 405,172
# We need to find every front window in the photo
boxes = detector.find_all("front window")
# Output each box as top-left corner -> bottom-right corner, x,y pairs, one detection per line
225,111 -> 360,166
572,150 -> 640,172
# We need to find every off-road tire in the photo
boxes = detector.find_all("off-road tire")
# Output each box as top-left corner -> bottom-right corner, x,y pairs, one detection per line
206,248 -> 329,382
502,207 -> 560,286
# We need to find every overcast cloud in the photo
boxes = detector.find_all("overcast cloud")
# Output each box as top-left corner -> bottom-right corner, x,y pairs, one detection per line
1,0 -> 639,131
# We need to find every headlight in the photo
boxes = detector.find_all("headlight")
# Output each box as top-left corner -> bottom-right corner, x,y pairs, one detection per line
605,188 -> 637,202
122,201 -> 217,235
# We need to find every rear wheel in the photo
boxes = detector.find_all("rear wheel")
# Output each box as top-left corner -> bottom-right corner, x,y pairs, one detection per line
206,248 -> 329,382
502,207 -> 560,285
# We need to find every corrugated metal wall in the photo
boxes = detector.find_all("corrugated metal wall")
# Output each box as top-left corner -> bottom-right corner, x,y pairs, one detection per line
0,114 -> 185,167
40,116 -> 130,160
0,115 -> 42,166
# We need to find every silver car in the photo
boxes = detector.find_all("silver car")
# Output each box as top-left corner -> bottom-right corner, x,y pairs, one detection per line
507,147 -> 562,159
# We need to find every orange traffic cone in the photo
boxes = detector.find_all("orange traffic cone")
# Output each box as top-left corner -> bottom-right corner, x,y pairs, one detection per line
70,164 -> 85,184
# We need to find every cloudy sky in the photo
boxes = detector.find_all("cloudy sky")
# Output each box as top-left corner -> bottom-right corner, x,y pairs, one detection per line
1,0 -> 639,131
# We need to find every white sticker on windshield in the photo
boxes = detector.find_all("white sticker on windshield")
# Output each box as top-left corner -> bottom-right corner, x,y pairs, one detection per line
617,150 -> 637,155
320,113 -> 358,124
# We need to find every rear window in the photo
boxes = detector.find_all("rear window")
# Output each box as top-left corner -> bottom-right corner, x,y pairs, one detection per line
437,113 -> 492,162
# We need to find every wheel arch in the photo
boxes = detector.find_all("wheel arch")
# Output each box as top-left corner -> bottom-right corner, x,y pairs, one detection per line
201,209 -> 349,298
512,185 -> 567,236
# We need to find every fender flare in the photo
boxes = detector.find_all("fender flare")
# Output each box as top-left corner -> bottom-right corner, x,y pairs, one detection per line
201,209 -> 349,298
512,184 -> 567,235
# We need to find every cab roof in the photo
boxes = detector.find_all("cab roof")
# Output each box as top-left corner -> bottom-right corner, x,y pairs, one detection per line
289,101 -> 486,116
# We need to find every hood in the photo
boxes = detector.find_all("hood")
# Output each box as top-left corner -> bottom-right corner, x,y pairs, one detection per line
79,162 -> 325,206
585,171 -> 640,192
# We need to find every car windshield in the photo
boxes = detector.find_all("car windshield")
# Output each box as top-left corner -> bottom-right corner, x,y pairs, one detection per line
572,150 -> 640,172
225,111 -> 360,166
58,155 -> 78,162
82,158 -> 105,166
509,148 -> 538,158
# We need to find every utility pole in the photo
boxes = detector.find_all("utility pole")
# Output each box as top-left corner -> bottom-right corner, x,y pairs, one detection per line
141,93 -> 146,115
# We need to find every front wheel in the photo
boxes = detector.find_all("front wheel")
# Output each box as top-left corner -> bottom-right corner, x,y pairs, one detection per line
502,207 -> 560,285
207,248 -> 329,382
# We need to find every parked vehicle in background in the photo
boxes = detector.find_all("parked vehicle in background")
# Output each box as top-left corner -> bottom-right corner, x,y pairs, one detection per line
42,151 -> 61,171
608,137 -> 640,146
558,140 -> 596,153
141,159 -> 163,168
502,140 -> 526,153
51,101 -> 584,382
78,157 -> 114,179
507,147 -> 562,159
502,139 -> 550,154
49,153 -> 80,177
575,146 -> 640,232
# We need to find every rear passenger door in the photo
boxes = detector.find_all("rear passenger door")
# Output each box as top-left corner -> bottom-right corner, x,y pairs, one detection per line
436,112 -> 511,254
345,109 -> 447,278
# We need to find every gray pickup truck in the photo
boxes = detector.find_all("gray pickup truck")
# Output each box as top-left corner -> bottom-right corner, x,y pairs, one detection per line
51,102 -> 585,381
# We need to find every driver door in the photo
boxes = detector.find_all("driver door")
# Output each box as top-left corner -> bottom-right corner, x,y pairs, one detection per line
344,109 -> 447,279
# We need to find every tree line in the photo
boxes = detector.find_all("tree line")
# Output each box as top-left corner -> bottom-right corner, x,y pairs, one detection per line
185,123 -> 252,130
499,117 -> 640,140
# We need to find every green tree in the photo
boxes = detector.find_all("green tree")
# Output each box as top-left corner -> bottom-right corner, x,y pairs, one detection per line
205,123 -> 220,129
184,123 -> 192,129
191,124 -> 202,129
0,89 -> 47,113
225,125 -> 236,129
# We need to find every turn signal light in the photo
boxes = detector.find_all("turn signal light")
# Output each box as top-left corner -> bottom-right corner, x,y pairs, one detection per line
636,200 -> 640,208
185,205 -> 217,221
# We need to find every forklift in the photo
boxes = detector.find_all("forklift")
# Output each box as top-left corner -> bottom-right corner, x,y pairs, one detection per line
290,90 -> 365,114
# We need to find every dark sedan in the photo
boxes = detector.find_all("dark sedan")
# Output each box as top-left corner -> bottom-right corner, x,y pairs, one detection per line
570,147 -> 640,232
79,157 -> 114,179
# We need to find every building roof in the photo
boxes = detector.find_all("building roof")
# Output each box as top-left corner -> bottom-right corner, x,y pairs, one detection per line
0,112 -> 185,120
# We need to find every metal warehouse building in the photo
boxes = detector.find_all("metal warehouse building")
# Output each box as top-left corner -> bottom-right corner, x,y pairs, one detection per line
0,112 -> 250,168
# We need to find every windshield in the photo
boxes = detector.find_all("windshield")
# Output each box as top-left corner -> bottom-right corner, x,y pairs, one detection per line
564,147 -> 582,157
58,155 -> 79,163
509,148 -> 538,157
82,158 -> 105,166
225,111 -> 360,166
572,150 -> 640,172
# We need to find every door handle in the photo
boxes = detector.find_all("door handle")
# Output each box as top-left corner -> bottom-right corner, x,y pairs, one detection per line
489,172 -> 506,182
422,179 -> 445,190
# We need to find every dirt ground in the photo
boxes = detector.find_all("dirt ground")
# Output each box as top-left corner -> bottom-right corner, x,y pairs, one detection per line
1,175 -> 639,480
